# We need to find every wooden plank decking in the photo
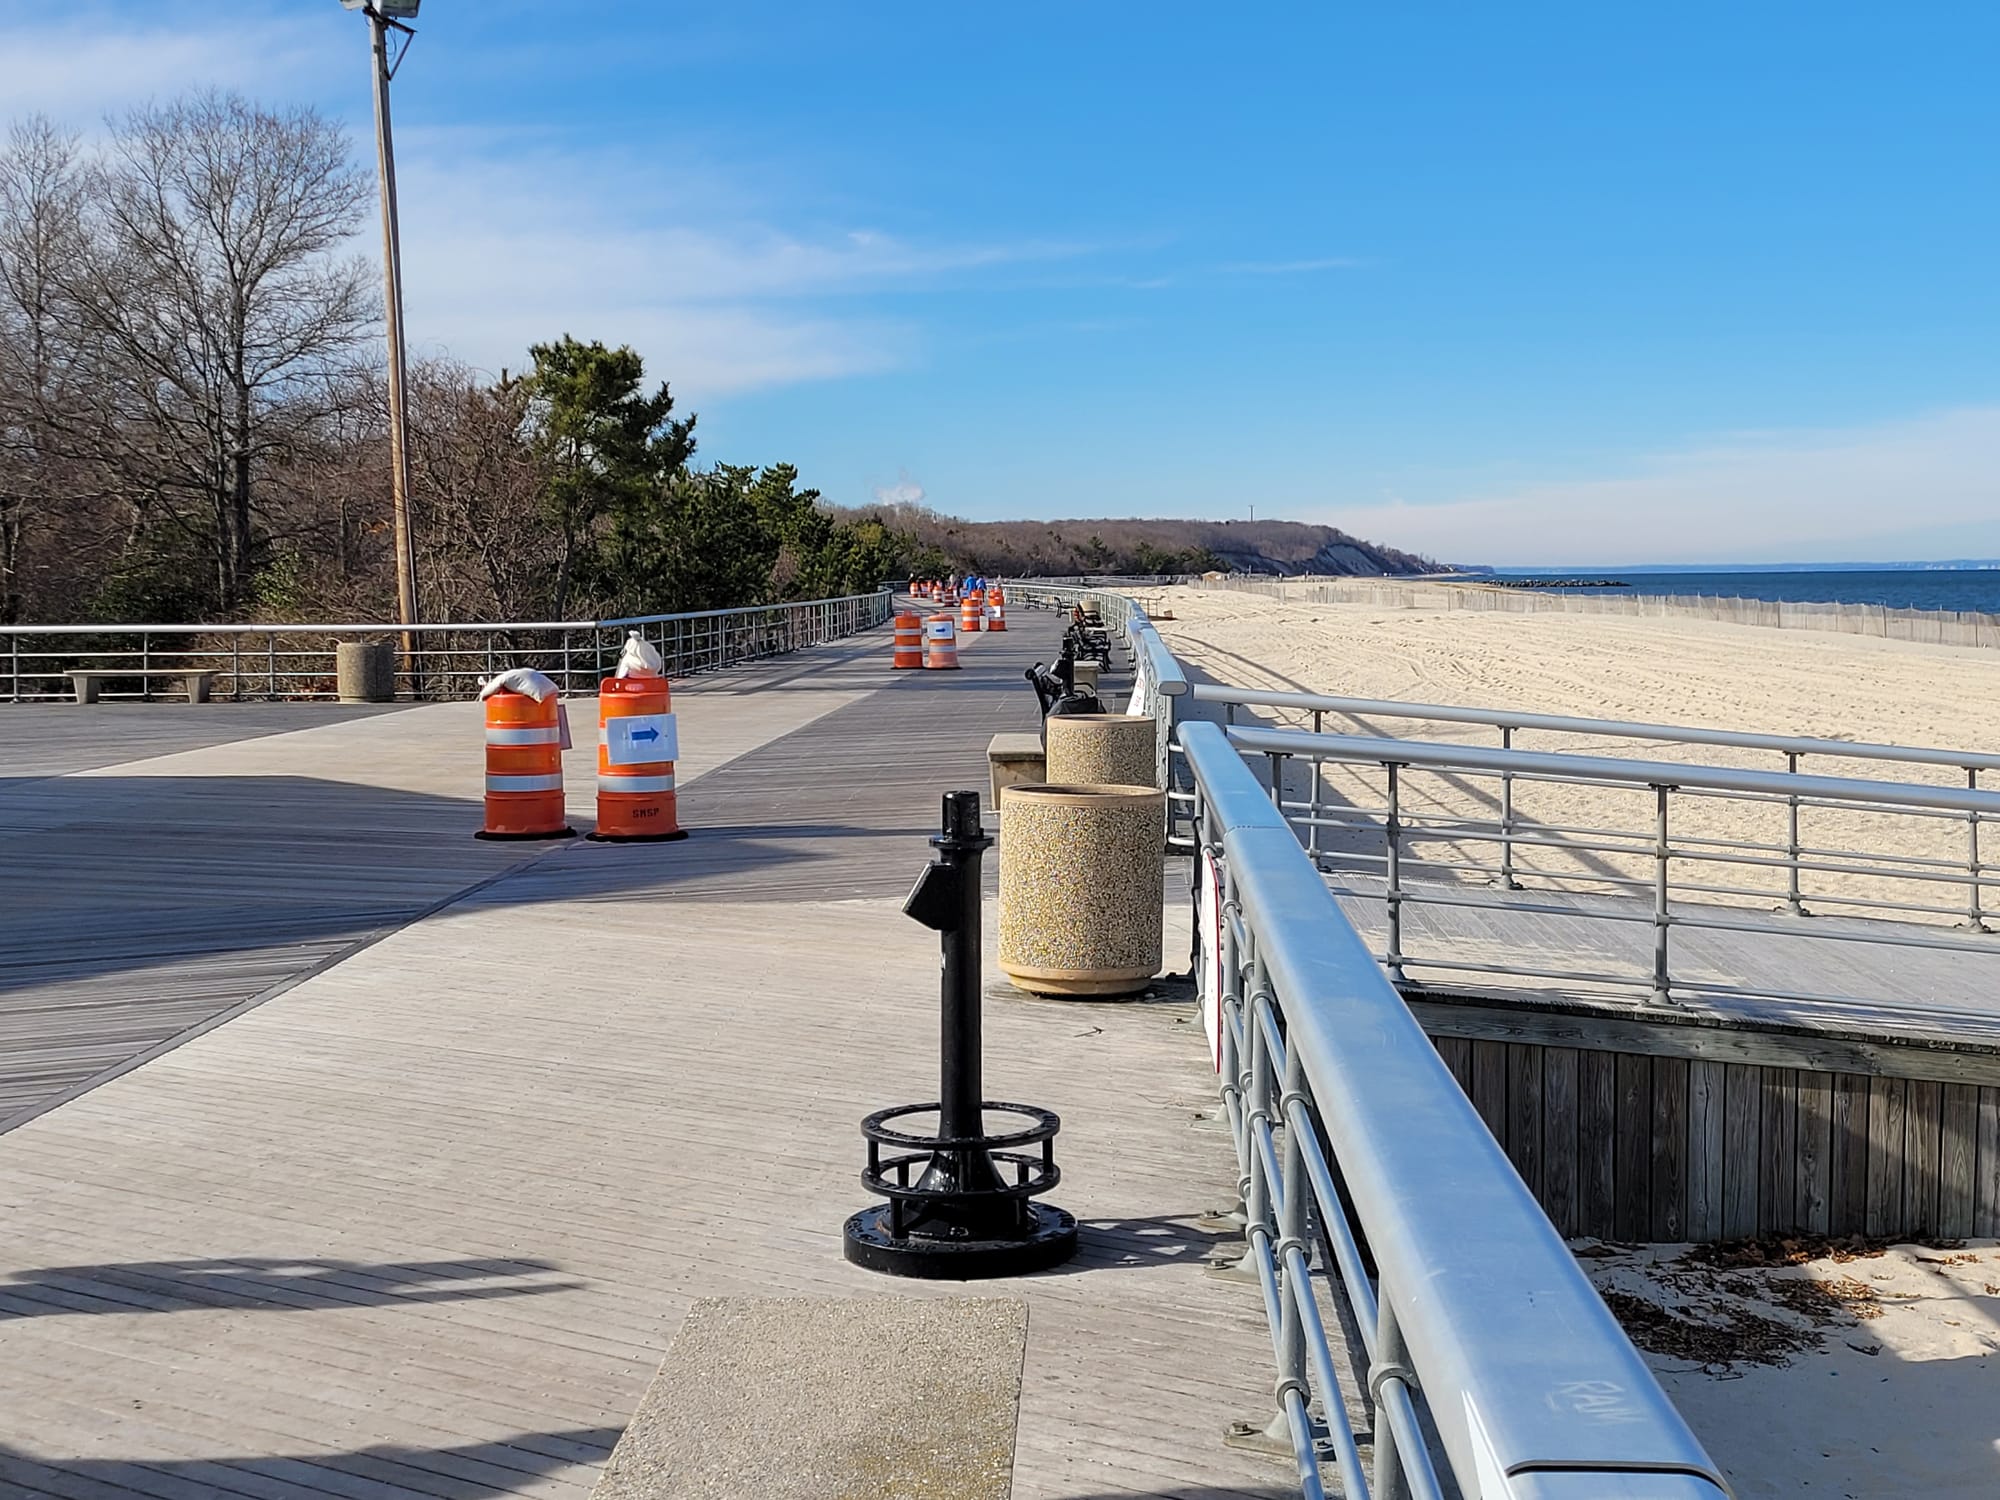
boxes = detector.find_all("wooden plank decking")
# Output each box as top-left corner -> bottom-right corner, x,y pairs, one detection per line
0,610 -> 1291,1500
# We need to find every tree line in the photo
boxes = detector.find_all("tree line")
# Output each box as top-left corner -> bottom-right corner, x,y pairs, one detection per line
0,92 -> 906,628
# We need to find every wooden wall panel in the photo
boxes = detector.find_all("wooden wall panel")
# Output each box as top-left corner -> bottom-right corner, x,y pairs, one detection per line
1543,1047 -> 1580,1237
1578,1049 -> 1616,1239
1508,1043 -> 1544,1196
1687,1060 -> 1725,1241
1830,1073 -> 1870,1235
1722,1064 -> 1761,1239
1423,1024 -> 1992,1244
1867,1078 -> 1907,1237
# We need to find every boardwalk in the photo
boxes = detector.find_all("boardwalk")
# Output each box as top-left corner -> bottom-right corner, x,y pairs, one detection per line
0,611 -> 1289,1500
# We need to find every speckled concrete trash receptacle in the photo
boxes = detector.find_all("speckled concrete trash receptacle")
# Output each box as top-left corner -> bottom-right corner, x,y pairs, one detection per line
999,783 -> 1165,997
1044,713 -> 1158,790
335,641 -> 396,703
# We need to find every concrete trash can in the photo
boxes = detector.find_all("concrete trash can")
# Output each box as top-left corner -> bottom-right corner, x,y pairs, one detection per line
1044,713 -> 1157,789
336,640 -> 397,703
999,783 -> 1165,997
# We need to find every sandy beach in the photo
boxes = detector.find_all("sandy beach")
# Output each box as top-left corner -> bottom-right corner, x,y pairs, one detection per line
1141,582 -> 2000,922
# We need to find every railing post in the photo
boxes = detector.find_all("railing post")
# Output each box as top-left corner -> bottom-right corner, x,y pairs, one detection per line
1967,767 -> 1989,934
231,635 -> 241,701
8,629 -> 19,702
1499,725 -> 1521,890
1785,750 -> 1808,916
141,631 -> 152,700
1307,711 -> 1323,864
1385,762 -> 1406,984
1370,1301 -> 1417,1500
1267,751 -> 1284,814
1273,1040 -> 1314,1446
267,632 -> 277,700
1652,783 -> 1675,1004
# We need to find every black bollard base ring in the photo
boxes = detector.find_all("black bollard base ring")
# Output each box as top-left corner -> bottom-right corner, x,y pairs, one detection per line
841,1202 -> 1078,1280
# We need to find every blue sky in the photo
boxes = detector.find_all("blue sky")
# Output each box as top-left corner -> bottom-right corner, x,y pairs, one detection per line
5,2 -> 1998,565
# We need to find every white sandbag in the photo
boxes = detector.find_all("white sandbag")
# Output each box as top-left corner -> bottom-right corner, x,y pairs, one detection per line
478,667 -> 559,702
615,630 -> 664,678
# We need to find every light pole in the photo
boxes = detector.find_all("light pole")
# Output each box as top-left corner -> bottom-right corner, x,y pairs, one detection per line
342,0 -> 421,657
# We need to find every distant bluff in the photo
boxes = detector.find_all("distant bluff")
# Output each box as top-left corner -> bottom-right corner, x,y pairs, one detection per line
841,509 -> 1441,578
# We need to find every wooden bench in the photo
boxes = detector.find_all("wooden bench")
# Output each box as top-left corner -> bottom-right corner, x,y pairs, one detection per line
70,670 -> 219,705
988,731 -> 1046,805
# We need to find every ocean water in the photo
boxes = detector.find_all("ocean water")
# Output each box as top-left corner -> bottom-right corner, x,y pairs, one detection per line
1490,568 -> 2000,615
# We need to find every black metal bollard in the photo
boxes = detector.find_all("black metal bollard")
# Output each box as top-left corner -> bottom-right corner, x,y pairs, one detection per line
842,790 -> 1079,1278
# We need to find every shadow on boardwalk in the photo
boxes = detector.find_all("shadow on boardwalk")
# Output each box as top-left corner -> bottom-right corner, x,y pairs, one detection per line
0,1256 -> 580,1318
0,1429 -> 623,1498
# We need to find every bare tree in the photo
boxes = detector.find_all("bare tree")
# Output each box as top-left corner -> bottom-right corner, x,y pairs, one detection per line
66,91 -> 375,611
0,117 -> 98,622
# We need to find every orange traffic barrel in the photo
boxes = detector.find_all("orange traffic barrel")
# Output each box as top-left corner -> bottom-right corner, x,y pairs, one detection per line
892,612 -> 924,668
986,594 -> 1007,631
923,614 -> 960,669
960,590 -> 984,634
478,690 -> 573,841
593,675 -> 687,842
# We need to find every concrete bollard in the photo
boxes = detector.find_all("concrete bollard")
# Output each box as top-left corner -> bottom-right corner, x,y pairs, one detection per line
335,641 -> 397,703
998,783 -> 1165,997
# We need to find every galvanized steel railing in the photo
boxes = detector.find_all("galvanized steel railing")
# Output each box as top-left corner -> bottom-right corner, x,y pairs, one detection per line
1184,719 -> 1730,1500
1226,723 -> 2000,1009
0,592 -> 895,702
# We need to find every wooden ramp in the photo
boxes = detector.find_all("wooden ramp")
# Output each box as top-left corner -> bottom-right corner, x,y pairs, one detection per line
0,608 -> 1289,1500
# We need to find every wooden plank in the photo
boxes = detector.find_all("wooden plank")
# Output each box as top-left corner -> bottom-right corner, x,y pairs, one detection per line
1866,1077 -> 1907,1237
1507,1043 -> 1544,1195
1409,996 -> 2000,1088
1978,1087 -> 2000,1239
1543,1047 -> 1580,1237
1650,1056 -> 1688,1241
1577,1048 -> 1617,1239
1939,1083 -> 1979,1239
1613,1053 -> 1652,1241
1722,1063 -> 1761,1239
1687,1060 -> 1725,1241
1759,1069 -> 1798,1236
1434,1035 -> 1473,1095
1830,1073 -> 1871,1236
1904,1079 -> 1944,1236
1470,1040 -> 1509,1145
1795,1071 -> 1833,1235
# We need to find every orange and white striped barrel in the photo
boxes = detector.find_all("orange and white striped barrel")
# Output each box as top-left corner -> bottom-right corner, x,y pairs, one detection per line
986,594 -> 1007,631
892,612 -> 924,668
478,690 -> 571,840
960,590 -> 984,634
593,675 -> 687,842
923,614 -> 960,669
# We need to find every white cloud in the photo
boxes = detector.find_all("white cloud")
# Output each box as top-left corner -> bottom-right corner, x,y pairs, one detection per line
1319,407 -> 2000,565
872,473 -> 926,506
0,14 -> 334,121
392,145 -> 1088,396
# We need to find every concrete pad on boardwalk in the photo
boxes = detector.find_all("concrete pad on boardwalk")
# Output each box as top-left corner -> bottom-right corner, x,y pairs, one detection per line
591,1297 -> 1025,1500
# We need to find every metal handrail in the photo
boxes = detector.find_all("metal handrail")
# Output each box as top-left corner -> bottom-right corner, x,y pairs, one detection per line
1184,719 -> 1731,1500
1227,726 -> 2000,816
1227,723 -> 2000,1006
1195,683 -> 2000,775
1,591 -> 894,703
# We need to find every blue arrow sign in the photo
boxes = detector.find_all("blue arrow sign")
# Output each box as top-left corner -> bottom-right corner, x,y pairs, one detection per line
631,727 -> 659,743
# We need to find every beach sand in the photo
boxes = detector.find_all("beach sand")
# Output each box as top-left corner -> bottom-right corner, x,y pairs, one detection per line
1582,1237 -> 2000,1498
1142,583 -> 2000,922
